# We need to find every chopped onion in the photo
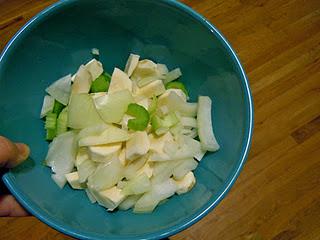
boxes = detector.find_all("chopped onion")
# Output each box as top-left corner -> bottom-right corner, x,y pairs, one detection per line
124,155 -> 148,180
158,91 -> 197,117
197,96 -> 220,151
133,178 -> 177,213
77,159 -> 97,183
51,173 -> 67,189
85,189 -> 97,203
78,125 -> 129,146
88,157 -> 123,191
124,54 -> 140,77
172,159 -> 198,180
122,173 -> 151,195
40,95 -> 55,118
118,194 -> 141,211
93,89 -> 134,123
45,131 -> 77,183
46,74 -> 72,105
68,94 -> 104,129
163,68 -> 182,84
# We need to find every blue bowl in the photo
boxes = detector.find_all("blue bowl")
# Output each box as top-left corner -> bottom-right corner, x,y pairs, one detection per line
0,0 -> 253,239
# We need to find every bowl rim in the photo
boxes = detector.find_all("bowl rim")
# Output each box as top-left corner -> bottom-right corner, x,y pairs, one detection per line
1,0 -> 254,239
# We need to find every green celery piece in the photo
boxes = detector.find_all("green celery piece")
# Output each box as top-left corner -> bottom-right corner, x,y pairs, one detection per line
148,95 -> 158,116
165,81 -> 188,96
46,128 -> 56,141
90,72 -> 111,93
45,112 -> 57,141
45,112 -> 57,129
151,113 -> 179,133
126,103 -> 150,131
53,100 -> 65,115
56,107 -> 68,135
151,115 -> 163,131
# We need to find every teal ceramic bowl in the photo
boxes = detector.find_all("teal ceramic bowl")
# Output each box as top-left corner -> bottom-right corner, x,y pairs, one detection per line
0,0 -> 253,239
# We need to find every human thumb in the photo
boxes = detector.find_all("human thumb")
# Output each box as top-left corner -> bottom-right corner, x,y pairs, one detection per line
0,136 -> 30,168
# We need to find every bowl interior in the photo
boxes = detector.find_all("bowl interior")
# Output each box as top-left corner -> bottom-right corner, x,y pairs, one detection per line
0,0 -> 252,239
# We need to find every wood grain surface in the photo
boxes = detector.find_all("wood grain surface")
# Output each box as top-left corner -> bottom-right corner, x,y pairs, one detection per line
0,0 -> 320,239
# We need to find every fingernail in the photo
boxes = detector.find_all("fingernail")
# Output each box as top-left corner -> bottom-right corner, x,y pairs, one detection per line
15,143 -> 30,161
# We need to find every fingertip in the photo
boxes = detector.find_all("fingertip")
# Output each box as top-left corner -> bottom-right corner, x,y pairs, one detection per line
0,195 -> 29,217
16,143 -> 30,162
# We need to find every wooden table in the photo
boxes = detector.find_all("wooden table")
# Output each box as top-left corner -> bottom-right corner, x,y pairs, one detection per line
1,0 -> 320,239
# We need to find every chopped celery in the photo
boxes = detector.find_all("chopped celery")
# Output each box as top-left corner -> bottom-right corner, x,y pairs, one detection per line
53,100 -> 65,115
46,128 -> 56,141
45,112 -> 57,130
56,107 -> 68,136
126,103 -> 150,131
90,72 -> 111,93
151,112 -> 179,133
165,81 -> 188,96
151,115 -> 163,132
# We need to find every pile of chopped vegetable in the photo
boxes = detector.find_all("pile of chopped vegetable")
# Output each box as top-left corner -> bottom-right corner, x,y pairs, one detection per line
40,51 -> 220,213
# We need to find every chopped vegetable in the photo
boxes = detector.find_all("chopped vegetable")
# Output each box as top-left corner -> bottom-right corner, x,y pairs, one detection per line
45,131 -> 77,188
122,173 -> 151,195
124,54 -> 140,77
132,59 -> 158,80
45,112 -> 57,130
148,96 -> 157,116
163,68 -> 182,84
68,93 -> 104,129
125,131 -> 150,162
56,107 -> 68,136
108,68 -> 132,93
46,74 -> 72,105
78,159 -> 97,183
40,95 -> 55,118
65,171 -> 84,189
151,112 -> 179,135
52,100 -> 65,115
90,72 -> 110,93
197,96 -> 220,151
85,59 -> 104,81
133,178 -> 177,213
41,53 -> 220,213
165,81 -> 188,96
118,194 -> 141,211
126,103 -> 150,131
88,157 -> 123,191
45,112 -> 57,140
93,89 -> 134,123
72,65 -> 92,94
78,125 -> 129,146
174,171 -> 196,194
136,80 -> 166,98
